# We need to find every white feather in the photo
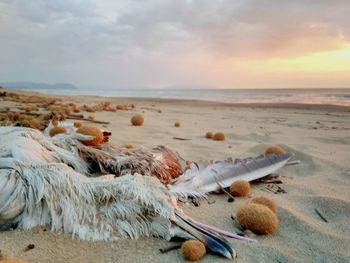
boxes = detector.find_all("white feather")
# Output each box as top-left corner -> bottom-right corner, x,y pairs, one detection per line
169,154 -> 292,198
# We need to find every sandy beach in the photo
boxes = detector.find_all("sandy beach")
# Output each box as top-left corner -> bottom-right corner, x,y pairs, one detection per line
1,89 -> 350,263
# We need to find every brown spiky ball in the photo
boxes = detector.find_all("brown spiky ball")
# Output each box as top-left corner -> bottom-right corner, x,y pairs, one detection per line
76,126 -> 104,146
49,127 -> 67,137
213,132 -> 225,141
229,180 -> 251,197
205,132 -> 213,139
181,240 -> 206,261
125,144 -> 134,149
236,203 -> 279,234
250,196 -> 277,214
265,146 -> 285,156
131,114 -> 144,126
174,121 -> 180,127
74,121 -> 82,128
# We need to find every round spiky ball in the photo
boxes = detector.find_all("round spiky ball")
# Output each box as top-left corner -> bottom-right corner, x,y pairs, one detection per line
76,126 -> 104,146
131,114 -> 144,126
49,126 -> 67,137
229,180 -> 251,197
182,240 -> 206,261
205,132 -> 213,139
265,146 -> 285,156
124,144 -> 133,149
213,132 -> 225,141
74,121 -> 82,128
236,203 -> 279,234
174,121 -> 180,127
250,196 -> 277,214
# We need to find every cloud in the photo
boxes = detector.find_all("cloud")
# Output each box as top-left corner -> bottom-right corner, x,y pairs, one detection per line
0,0 -> 349,88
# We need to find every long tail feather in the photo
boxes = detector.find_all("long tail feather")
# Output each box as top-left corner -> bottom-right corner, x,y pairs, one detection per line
173,211 -> 236,259
169,153 -> 292,198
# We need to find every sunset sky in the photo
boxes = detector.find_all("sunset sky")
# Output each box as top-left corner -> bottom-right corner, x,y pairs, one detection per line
0,0 -> 349,89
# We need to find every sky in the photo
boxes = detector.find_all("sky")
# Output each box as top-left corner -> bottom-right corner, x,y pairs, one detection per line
0,0 -> 350,89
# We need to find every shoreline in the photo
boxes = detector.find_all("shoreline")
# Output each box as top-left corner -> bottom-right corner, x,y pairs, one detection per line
2,88 -> 350,113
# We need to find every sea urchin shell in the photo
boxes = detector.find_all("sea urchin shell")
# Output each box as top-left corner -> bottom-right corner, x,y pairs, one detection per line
76,126 -> 104,146
182,240 -> 206,261
205,132 -> 213,139
131,114 -> 144,126
264,146 -> 285,156
250,196 -> 277,214
49,126 -> 67,137
236,203 -> 279,234
213,132 -> 225,141
229,180 -> 251,197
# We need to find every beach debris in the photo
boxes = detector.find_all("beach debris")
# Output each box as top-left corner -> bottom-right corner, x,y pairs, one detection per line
173,137 -> 190,141
213,132 -> 225,141
131,114 -> 144,126
314,208 -> 329,223
265,184 -> 287,194
24,244 -> 35,252
159,243 -> 182,254
174,121 -> 180,127
74,121 -> 83,128
124,144 -> 134,149
76,126 -> 104,146
265,146 -> 285,156
215,181 -> 235,202
205,132 -> 213,139
229,180 -> 251,197
181,240 -> 206,261
49,126 -> 67,137
253,174 -> 283,184
236,203 -> 279,235
169,153 -> 292,199
250,196 -> 277,214
286,160 -> 301,166
87,115 -> 95,121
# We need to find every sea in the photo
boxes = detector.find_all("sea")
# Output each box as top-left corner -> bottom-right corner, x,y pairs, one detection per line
18,88 -> 350,107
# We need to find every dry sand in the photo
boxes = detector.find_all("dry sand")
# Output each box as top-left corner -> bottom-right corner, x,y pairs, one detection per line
1,90 -> 350,262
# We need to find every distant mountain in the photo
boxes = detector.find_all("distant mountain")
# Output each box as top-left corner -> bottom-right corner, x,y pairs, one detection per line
0,82 -> 78,90
161,84 -> 218,90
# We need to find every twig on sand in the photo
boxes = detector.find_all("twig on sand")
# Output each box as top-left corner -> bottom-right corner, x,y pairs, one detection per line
66,116 -> 110,124
286,160 -> 301,166
216,181 -> 235,202
159,244 -> 182,253
315,208 -> 329,223
173,137 -> 190,141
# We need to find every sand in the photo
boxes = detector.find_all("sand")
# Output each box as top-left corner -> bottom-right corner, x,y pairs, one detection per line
0,89 -> 350,262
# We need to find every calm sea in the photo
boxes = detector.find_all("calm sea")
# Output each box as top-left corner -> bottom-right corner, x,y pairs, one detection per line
24,88 -> 350,107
